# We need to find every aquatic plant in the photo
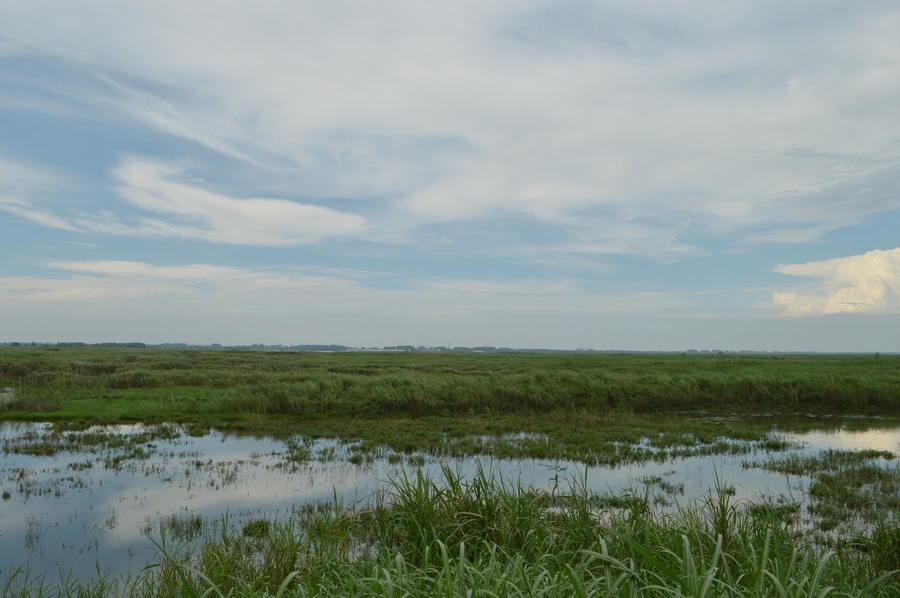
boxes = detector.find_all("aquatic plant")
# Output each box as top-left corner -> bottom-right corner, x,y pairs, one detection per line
128,467 -> 899,597
0,466 -> 897,596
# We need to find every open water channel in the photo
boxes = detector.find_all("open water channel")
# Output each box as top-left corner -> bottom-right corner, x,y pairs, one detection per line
1,417 -> 898,580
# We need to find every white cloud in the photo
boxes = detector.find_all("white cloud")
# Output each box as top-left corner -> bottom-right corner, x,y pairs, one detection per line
5,260 -> 361,302
0,156 -> 46,193
773,248 -> 900,316
2,155 -> 370,246
740,221 -> 854,245
0,157 -> 81,231
46,260 -> 246,281
0,259 -> 701,318
4,259 -> 896,350
0,196 -> 79,231
420,279 -> 578,295
0,28 -> 31,57
90,159 -> 369,246
2,1 -> 899,256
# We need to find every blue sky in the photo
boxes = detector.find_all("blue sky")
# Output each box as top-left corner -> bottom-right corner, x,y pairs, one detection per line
1,1 -> 899,351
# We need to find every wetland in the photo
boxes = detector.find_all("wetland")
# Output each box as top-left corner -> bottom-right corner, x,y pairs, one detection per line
1,347 -> 899,596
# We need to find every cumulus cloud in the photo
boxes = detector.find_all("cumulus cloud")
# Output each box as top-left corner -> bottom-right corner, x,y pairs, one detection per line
773,248 -> 900,315
94,159 -> 369,246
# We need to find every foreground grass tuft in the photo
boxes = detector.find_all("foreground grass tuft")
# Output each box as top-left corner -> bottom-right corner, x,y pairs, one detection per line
6,467 -> 893,597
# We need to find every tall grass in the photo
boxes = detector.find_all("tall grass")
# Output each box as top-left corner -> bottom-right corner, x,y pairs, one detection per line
3,348 -> 899,469
105,467 -> 896,597
2,466 -> 897,595
3,349 -> 900,425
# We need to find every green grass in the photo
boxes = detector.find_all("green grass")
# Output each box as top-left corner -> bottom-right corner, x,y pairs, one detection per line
4,466 -> 895,597
2,349 -> 899,426
2,347 -> 899,595
3,348 -> 899,462
745,448 -> 900,535
3,347 -> 900,473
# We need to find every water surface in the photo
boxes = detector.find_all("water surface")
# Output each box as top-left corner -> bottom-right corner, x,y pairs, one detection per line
0,417 -> 898,579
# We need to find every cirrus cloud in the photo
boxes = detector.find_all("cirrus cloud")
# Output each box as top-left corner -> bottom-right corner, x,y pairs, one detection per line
3,1 -> 899,254
91,158 -> 369,246
0,156 -> 81,231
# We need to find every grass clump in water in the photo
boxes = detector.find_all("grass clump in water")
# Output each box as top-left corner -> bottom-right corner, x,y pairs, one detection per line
752,448 -> 900,534
2,465 -> 897,595
114,466 -> 898,597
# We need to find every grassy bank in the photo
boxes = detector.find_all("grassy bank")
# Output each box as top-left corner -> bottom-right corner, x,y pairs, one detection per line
2,348 -> 898,423
3,347 -> 899,463
4,466 -> 897,597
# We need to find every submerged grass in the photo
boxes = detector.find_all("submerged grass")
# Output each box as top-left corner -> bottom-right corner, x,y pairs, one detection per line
747,448 -> 900,535
4,466 -> 895,596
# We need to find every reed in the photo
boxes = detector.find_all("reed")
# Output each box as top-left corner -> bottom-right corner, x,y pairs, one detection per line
3,349 -> 900,427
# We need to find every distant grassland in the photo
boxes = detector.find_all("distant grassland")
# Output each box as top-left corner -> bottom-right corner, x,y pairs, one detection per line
1,348 -> 898,429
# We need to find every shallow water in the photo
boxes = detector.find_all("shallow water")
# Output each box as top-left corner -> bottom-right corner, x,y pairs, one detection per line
0,417 -> 898,580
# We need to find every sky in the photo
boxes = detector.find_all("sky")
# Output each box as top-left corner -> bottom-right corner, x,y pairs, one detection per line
1,1 -> 899,352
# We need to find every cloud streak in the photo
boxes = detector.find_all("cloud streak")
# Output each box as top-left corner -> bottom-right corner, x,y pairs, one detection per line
0,259 -> 700,317
0,196 -> 79,231
92,159 -> 369,246
0,157 -> 81,231
8,260 -> 362,302
2,1 -> 898,257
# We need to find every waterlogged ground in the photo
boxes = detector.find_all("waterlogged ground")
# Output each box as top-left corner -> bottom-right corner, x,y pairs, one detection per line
1,417 -> 898,580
